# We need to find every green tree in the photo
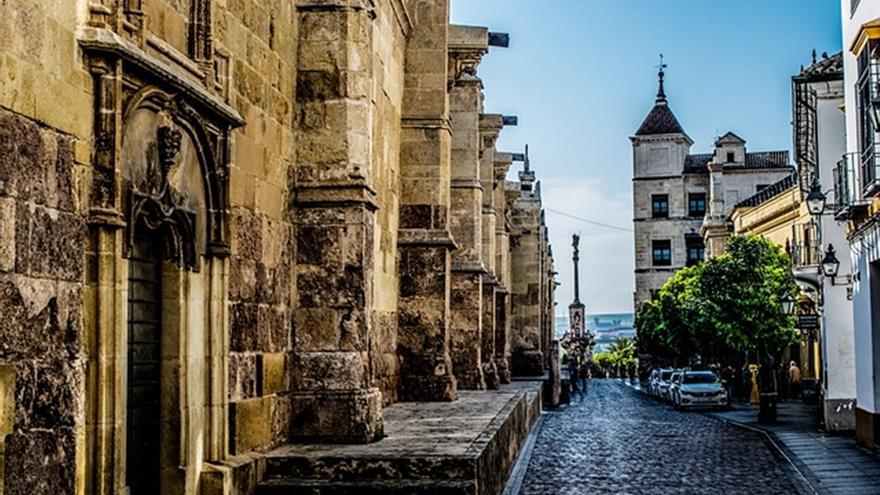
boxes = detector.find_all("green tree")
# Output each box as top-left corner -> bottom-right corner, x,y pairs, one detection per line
636,235 -> 798,380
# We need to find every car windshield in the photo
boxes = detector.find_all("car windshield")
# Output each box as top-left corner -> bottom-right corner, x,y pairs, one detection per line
660,372 -> 672,380
683,372 -> 718,384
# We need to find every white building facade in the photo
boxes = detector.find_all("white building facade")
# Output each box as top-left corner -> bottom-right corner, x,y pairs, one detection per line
793,53 -> 855,430
837,0 -> 880,448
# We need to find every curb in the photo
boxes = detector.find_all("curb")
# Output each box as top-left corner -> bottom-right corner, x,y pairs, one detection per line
502,413 -> 545,495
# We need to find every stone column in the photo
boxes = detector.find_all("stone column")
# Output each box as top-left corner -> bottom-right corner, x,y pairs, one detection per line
397,0 -> 457,402
510,158 -> 545,377
493,153 -> 515,383
447,25 -> 489,390
291,0 -> 383,443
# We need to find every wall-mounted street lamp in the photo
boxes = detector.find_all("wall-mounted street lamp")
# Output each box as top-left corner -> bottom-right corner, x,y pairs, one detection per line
805,180 -> 827,216
821,244 -> 841,278
780,292 -> 796,316
820,243 -> 854,287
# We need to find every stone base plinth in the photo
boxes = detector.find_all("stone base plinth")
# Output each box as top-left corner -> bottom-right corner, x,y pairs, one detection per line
399,372 -> 458,402
855,407 -> 880,450
496,358 -> 511,384
824,398 -> 855,432
258,382 -> 544,495
291,388 -> 384,444
511,350 -> 544,377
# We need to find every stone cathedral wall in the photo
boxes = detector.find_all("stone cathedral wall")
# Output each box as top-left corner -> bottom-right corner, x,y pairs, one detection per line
0,0 -> 558,493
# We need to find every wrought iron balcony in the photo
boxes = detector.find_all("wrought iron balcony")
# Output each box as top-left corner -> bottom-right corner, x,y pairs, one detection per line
834,152 -> 870,220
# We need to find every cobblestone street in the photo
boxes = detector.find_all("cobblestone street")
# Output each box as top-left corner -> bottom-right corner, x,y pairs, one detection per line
515,380 -> 800,495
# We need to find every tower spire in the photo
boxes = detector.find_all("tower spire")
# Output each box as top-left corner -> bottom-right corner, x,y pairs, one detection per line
656,53 -> 667,104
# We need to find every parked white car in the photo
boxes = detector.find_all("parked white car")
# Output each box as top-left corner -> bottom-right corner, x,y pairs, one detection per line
672,371 -> 728,409
656,369 -> 674,401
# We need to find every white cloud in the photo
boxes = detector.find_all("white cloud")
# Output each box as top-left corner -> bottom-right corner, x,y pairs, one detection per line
539,177 -> 633,315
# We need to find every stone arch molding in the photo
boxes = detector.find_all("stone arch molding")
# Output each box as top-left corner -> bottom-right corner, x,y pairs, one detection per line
78,31 -> 244,494
121,87 -> 227,269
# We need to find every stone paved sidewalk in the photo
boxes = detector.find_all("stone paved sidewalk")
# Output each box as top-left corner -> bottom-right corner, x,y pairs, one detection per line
708,400 -> 880,494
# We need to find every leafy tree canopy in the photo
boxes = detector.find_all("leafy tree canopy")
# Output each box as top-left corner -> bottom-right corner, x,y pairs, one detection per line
636,235 -> 798,366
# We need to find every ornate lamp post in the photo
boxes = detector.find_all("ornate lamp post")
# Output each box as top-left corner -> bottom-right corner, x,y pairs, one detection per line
560,234 -> 595,380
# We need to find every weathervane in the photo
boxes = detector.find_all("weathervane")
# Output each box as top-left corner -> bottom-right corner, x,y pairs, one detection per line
656,53 -> 667,102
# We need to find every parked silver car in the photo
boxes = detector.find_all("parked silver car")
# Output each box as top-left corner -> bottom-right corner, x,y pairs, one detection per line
646,369 -> 660,397
672,370 -> 728,409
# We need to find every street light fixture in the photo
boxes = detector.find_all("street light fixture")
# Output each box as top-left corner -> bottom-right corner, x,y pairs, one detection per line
780,292 -> 796,316
821,244 -> 841,278
805,180 -> 827,216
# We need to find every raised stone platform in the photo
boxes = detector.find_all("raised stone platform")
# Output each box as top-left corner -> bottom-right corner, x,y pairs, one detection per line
256,381 -> 543,495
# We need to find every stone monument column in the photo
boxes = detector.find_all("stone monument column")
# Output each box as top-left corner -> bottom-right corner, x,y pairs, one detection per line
396,0 -> 458,402
291,0 -> 383,443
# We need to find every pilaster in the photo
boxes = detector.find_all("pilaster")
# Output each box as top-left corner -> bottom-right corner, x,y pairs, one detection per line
447,25 -> 489,390
291,0 -> 383,443
396,0 -> 457,402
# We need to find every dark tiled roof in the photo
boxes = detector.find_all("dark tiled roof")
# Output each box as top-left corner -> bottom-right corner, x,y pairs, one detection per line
684,154 -> 712,172
743,151 -> 789,168
798,52 -> 843,80
735,173 -> 798,208
635,102 -> 686,136
683,151 -> 790,174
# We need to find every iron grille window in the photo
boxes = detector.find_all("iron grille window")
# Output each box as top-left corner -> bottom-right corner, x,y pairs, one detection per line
652,240 -> 672,267
794,80 -> 818,190
651,194 -> 669,218
688,193 -> 706,217
856,39 -> 880,192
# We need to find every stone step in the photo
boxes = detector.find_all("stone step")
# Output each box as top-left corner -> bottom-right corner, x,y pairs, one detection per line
256,477 -> 475,495
262,455 -> 477,482
256,382 -> 545,495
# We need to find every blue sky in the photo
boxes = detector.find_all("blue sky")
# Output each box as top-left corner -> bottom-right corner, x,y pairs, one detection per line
450,0 -> 843,315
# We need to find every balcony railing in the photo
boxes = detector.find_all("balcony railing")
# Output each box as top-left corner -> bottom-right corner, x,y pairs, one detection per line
790,240 -> 820,268
834,152 -> 870,220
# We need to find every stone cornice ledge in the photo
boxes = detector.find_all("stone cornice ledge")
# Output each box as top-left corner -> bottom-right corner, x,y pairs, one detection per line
451,178 -> 483,190
451,261 -> 488,274
295,182 -> 379,211
398,229 -> 458,250
77,27 -> 245,127
296,0 -> 376,14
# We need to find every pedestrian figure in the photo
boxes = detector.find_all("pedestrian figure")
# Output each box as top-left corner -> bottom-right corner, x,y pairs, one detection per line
568,360 -> 579,395
789,360 -> 802,400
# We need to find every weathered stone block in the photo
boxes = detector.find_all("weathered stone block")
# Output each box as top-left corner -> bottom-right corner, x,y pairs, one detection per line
262,352 -> 287,395
290,388 -> 383,444
231,396 -> 273,454
0,364 -> 13,437
16,206 -> 83,281
4,428 -> 76,495
291,351 -> 366,391
0,197 -> 15,272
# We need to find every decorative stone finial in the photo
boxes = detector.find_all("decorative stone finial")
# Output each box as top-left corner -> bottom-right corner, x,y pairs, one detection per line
656,53 -> 667,104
